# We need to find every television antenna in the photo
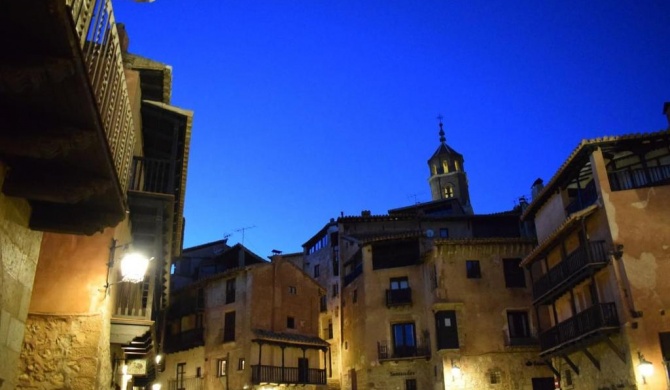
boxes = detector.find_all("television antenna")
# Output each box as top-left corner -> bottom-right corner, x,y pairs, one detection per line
224,225 -> 257,245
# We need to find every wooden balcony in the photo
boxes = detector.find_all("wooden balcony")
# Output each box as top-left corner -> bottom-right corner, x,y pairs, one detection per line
251,365 -> 326,385
539,302 -> 620,357
386,288 -> 412,307
0,0 -> 135,234
532,241 -> 608,305
608,164 -> 670,191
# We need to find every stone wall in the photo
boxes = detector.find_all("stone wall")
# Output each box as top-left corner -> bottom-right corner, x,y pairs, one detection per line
17,313 -> 109,390
0,162 -> 43,389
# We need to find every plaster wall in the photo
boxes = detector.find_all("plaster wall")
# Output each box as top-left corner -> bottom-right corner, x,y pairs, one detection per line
0,162 -> 43,390
19,222 -> 131,390
534,193 -> 567,243
601,182 -> 670,389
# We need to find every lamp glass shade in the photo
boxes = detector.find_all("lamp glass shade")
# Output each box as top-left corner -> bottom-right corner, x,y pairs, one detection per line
639,361 -> 654,377
120,253 -> 150,283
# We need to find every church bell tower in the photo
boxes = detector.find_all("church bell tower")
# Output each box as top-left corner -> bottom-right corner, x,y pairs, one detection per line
427,119 -> 473,214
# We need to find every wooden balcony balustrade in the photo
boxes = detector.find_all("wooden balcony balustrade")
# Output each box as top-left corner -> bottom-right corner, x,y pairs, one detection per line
608,164 -> 670,191
532,241 -> 608,305
129,156 -> 175,195
539,302 -> 620,356
165,328 -> 205,353
251,365 -> 326,385
0,0 -> 135,233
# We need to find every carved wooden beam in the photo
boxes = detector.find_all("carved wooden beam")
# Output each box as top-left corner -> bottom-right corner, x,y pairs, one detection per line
562,355 -> 580,375
582,348 -> 601,370
0,127 -> 95,159
3,166 -> 111,204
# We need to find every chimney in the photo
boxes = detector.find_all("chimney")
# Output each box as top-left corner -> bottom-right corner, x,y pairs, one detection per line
238,247 -> 245,268
531,178 -> 544,200
116,23 -> 130,53
518,196 -> 529,211
664,102 -> 670,128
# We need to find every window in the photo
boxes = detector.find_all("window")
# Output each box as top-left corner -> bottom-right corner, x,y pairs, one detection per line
288,286 -> 297,295
238,358 -> 245,371
353,289 -> 358,303
503,258 -> 526,287
320,295 -> 327,312
328,320 -> 333,339
466,260 -> 481,279
176,363 -> 186,389
223,311 -> 236,342
287,316 -> 295,329
196,367 -> 201,378
392,322 -> 417,357
314,264 -> 320,277
443,185 -> 454,198
455,160 -> 460,171
507,311 -> 531,342
390,277 -> 409,290
439,228 -> 449,238
216,359 -> 227,377
225,278 -> 235,304
442,160 -> 449,173
332,283 -> 339,297
406,378 -> 417,390
197,288 -> 205,308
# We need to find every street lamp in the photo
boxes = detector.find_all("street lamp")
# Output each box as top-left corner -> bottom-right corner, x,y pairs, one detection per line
105,239 -> 152,291
638,352 -> 654,384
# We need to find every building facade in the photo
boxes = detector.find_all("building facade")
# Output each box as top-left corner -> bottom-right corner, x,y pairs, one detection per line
157,243 -> 330,390
302,122 -> 554,390
0,2 -> 192,388
520,124 -> 670,389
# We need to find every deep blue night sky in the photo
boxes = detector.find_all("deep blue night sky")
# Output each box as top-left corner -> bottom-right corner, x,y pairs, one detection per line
113,1 -> 670,257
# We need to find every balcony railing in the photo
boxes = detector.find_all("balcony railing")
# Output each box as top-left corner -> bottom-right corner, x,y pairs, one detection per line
504,331 -> 539,347
129,156 -> 175,195
168,376 -> 204,390
386,288 -> 412,307
608,164 -> 670,191
377,340 -> 430,360
532,241 -> 608,304
69,0 -> 136,191
113,277 -> 154,320
539,302 -> 620,355
251,365 -> 326,385
565,181 -> 598,215
343,262 -> 363,286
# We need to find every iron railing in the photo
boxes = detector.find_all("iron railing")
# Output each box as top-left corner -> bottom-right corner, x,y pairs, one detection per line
539,302 -> 619,354
168,376 -> 203,390
251,365 -> 326,385
377,340 -> 430,360
532,241 -> 608,304
608,164 -> 670,191
66,0 -> 135,190
386,288 -> 412,307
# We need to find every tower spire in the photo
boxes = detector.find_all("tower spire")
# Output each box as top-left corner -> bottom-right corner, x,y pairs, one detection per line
437,114 -> 445,144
